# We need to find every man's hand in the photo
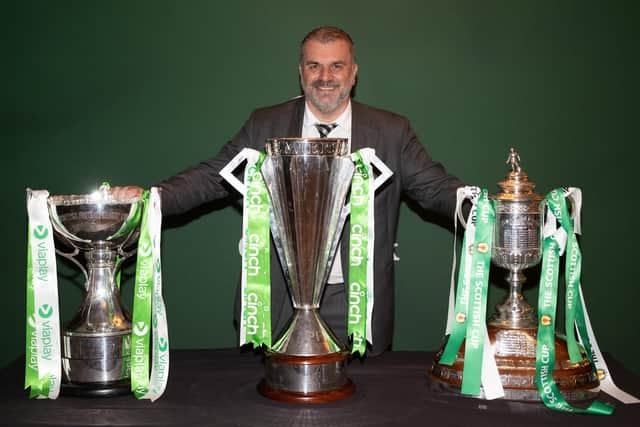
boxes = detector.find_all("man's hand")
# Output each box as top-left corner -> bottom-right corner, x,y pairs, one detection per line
110,185 -> 144,200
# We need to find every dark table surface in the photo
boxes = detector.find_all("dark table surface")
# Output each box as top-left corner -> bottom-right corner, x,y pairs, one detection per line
1,349 -> 638,427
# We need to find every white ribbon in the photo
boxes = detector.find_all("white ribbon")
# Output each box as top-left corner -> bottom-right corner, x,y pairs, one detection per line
141,188 -> 170,401
26,189 -> 62,399
561,187 -> 638,404
445,186 -> 503,399
220,148 -> 262,345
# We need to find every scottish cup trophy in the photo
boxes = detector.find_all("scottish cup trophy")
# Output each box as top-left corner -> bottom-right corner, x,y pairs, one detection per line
257,138 -> 356,402
431,149 -> 599,401
48,184 -> 143,396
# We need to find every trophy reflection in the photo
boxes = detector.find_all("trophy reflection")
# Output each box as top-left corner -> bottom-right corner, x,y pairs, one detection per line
430,149 -> 599,401
257,138 -> 356,403
48,184 -> 143,396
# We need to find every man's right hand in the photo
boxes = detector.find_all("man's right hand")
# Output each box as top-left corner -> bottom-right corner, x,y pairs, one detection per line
109,185 -> 144,200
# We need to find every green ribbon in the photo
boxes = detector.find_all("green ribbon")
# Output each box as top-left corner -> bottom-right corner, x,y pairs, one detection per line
131,190 -> 153,398
546,189 -> 582,362
534,189 -> 613,415
348,151 -> 371,355
439,190 -> 494,397
460,191 -> 494,395
24,232 -> 50,398
25,190 -> 61,399
241,152 -> 271,348
439,229 -> 471,365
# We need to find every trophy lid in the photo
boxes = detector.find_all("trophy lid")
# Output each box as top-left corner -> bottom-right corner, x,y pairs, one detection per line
492,148 -> 544,202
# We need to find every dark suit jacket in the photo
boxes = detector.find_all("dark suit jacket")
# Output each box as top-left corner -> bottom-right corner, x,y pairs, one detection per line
159,96 -> 464,355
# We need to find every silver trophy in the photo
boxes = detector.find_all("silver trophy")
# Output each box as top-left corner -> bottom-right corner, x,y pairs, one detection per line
257,138 -> 356,403
48,184 -> 143,396
431,149 -> 599,401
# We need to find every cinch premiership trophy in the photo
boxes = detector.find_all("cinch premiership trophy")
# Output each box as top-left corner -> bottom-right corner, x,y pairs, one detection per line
430,150 -> 600,402
26,184 -> 169,399
258,138 -> 355,402
221,139 -> 391,403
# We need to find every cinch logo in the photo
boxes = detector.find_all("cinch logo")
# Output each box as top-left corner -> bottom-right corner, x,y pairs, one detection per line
133,322 -> 149,336
477,243 -> 489,253
456,313 -> 466,323
158,337 -> 168,352
541,315 -> 552,326
138,242 -> 152,257
33,225 -> 48,240
38,304 -> 54,319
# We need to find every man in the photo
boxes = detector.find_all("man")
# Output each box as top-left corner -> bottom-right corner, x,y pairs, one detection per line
117,26 -> 464,356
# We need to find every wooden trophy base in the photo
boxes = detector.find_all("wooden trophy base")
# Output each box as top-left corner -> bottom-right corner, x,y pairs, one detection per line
429,324 -> 600,402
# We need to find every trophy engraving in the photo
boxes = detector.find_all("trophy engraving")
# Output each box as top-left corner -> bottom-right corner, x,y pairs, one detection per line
48,184 -> 143,396
430,149 -> 600,401
257,138 -> 356,403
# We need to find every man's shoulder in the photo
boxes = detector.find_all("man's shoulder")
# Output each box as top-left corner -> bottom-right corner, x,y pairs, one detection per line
249,96 -> 304,120
352,100 -> 410,124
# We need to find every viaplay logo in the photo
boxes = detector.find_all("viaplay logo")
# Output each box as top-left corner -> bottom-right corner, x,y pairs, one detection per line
38,304 -> 54,319
158,337 -> 168,352
133,321 -> 149,337
138,241 -> 152,258
33,225 -> 48,240
28,313 -> 37,328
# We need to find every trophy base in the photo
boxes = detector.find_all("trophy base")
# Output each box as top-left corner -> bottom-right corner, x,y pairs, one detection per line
429,325 -> 600,402
62,330 -> 131,388
61,378 -> 131,397
259,352 -> 355,403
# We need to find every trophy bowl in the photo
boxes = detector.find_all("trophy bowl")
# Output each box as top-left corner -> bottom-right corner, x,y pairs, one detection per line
257,138 -> 356,403
47,185 -> 143,396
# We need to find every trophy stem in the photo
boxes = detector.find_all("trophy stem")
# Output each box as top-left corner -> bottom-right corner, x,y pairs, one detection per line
62,245 -> 132,396
489,269 -> 537,328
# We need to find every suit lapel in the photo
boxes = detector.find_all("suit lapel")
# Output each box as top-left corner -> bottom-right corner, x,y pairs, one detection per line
351,101 -> 376,153
288,96 -> 306,137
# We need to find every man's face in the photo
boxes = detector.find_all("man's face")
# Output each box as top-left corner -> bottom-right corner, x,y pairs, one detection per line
299,39 -> 358,121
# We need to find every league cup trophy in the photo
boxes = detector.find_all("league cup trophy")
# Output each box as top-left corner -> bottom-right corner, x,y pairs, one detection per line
257,138 -> 356,403
48,184 -> 143,396
430,149 -> 599,401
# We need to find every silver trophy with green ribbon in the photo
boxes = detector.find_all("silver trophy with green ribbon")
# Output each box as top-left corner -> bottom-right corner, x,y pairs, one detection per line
221,140 -> 392,403
431,149 -> 602,404
47,184 -> 143,396
258,138 -> 356,402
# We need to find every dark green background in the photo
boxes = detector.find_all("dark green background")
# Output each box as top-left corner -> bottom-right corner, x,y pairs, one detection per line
4,0 -> 639,376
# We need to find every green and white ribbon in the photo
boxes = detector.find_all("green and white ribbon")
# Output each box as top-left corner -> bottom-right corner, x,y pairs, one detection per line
441,187 -> 503,399
535,188 -> 613,414
220,148 -> 271,348
131,188 -> 169,401
348,150 -> 374,355
543,187 -> 638,406
25,189 -> 62,399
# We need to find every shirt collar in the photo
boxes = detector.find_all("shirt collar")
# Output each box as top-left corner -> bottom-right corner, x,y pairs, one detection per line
303,100 -> 352,130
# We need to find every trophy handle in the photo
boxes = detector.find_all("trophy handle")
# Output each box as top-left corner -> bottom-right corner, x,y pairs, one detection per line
220,148 -> 263,197
54,245 -> 89,291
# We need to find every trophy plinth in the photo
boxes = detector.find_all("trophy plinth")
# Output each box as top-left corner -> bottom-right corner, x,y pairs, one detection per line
258,138 -> 355,403
430,149 -> 600,402
48,185 -> 142,396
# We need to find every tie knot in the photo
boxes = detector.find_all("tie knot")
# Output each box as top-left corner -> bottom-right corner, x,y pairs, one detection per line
314,123 -> 338,138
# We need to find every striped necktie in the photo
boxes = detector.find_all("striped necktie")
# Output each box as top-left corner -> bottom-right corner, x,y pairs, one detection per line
314,123 -> 338,138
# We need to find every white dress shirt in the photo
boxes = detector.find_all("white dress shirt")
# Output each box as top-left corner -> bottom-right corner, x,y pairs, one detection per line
301,101 -> 352,284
